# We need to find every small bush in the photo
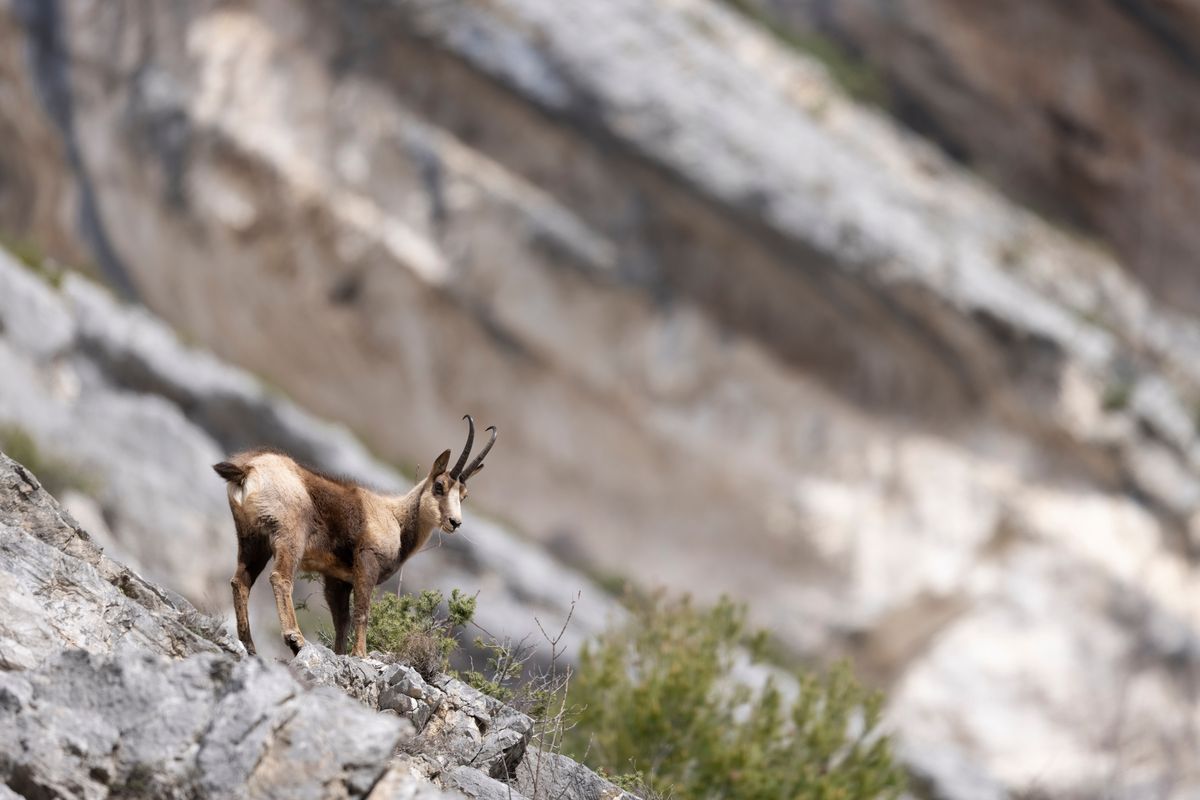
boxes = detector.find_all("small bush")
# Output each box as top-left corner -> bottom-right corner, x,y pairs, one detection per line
596,768 -> 671,800
461,636 -> 522,702
365,589 -> 476,678
565,593 -> 907,800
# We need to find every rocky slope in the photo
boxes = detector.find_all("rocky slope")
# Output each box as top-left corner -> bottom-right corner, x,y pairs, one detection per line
0,450 -> 633,800
2,1 -> 1200,798
743,0 -> 1200,315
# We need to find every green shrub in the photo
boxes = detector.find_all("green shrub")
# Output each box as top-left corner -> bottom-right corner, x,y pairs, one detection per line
365,589 -> 476,678
565,594 -> 907,800
460,636 -> 522,702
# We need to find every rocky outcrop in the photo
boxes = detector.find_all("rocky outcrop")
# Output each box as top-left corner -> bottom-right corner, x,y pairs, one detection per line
0,649 -> 407,800
0,452 -> 239,668
296,645 -> 532,785
3,1 -> 1200,798
0,451 -> 632,799
513,751 -> 636,800
294,642 -> 639,800
0,451 -> 406,797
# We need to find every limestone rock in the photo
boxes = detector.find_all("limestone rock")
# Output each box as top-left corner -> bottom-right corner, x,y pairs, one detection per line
441,767 -> 529,800
293,643 -> 533,785
0,648 -> 407,800
0,452 -> 240,664
368,768 -> 462,800
514,750 -> 637,800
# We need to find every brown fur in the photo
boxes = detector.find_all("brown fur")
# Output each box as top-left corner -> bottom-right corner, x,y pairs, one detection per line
214,437 -> 485,657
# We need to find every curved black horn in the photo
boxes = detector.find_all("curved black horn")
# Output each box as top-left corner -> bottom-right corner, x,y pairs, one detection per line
450,415 -> 475,479
461,426 -> 497,481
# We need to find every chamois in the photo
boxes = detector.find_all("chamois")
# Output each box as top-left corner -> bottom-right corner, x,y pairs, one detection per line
213,416 -> 497,657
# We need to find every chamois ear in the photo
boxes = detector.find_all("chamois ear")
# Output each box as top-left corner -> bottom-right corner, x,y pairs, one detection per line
430,449 -> 452,478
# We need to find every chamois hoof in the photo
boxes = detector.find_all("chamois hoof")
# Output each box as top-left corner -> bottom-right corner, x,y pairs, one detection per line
283,631 -> 306,654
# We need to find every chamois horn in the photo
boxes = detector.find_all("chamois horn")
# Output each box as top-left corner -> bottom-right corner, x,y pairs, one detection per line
460,426 -> 497,482
450,415 -> 475,479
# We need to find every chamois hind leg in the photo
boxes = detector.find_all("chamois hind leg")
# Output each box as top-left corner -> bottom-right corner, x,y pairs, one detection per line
350,552 -> 381,658
323,578 -> 352,655
268,529 -> 307,654
230,531 -> 270,656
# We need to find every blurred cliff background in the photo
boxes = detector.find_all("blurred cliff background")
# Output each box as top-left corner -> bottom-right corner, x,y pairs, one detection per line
2,1 -> 1200,797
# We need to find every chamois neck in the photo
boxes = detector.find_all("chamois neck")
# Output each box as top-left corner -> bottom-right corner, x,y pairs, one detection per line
391,482 -> 422,529
390,480 -> 435,561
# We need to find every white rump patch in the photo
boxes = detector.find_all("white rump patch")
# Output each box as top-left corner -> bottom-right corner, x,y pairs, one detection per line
227,470 -> 261,507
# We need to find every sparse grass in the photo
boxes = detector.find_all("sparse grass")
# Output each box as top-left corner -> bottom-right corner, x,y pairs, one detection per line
999,235 -> 1033,268
0,424 -> 96,496
365,589 -> 476,678
1103,380 -> 1133,412
586,567 -> 636,600
564,592 -> 908,800
597,768 -> 672,800
719,0 -> 889,106
110,762 -> 157,799
0,233 -> 59,286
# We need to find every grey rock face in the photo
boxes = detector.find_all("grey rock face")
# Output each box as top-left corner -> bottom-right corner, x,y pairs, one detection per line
0,453 -> 408,799
441,766 -> 529,800
423,675 -> 532,781
0,648 -> 407,800
368,768 -> 462,800
514,750 -> 635,800
293,644 -> 534,786
292,642 -> 390,708
0,452 -> 240,665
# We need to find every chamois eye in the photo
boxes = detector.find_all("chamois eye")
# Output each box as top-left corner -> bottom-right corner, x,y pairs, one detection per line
433,480 -> 445,495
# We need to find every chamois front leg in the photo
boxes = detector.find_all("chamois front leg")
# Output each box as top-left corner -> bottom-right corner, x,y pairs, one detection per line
268,535 -> 307,655
350,552 -> 380,658
323,578 -> 352,655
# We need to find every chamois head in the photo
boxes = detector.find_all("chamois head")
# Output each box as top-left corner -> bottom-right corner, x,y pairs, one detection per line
422,415 -> 497,534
